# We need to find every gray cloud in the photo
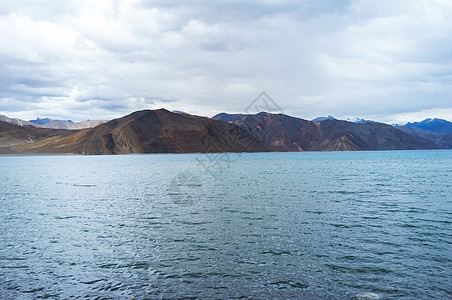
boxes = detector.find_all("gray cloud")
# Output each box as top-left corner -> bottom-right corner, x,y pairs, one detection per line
0,0 -> 452,122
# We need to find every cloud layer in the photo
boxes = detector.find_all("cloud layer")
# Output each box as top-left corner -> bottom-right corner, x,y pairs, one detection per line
1,0 -> 452,123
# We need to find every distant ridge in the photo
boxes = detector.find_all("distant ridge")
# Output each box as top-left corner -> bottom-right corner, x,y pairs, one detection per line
214,112 -> 438,151
29,117 -> 107,130
28,117 -> 57,125
311,115 -> 336,122
0,115 -> 38,127
0,114 -> 106,130
353,118 -> 376,124
404,118 -> 452,134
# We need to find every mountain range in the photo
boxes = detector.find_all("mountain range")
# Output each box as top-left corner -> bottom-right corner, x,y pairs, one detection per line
2,109 -> 271,154
403,118 -> 452,133
212,113 -> 439,151
0,109 -> 451,154
28,117 -> 107,130
0,121 -> 74,151
0,115 -> 37,127
0,115 -> 107,130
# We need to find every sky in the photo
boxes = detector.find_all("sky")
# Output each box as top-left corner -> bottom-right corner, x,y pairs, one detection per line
1,0 -> 452,124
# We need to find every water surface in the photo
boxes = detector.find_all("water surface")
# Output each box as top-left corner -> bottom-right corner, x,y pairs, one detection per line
0,150 -> 451,299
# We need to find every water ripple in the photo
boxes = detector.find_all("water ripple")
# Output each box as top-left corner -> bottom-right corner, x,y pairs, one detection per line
0,151 -> 451,299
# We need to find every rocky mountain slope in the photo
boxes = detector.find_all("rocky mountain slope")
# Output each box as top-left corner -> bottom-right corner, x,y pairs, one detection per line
2,109 -> 451,155
316,119 -> 436,151
215,112 -> 321,151
10,109 -> 272,154
0,115 -> 37,127
213,112 -> 438,151
0,121 -> 72,152
397,127 -> 452,149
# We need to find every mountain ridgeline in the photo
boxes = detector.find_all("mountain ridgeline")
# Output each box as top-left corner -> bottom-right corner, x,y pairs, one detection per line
3,109 -> 272,154
212,113 -> 441,151
404,118 -> 452,134
0,121 -> 74,151
28,118 -> 107,130
0,114 -> 107,130
0,109 -> 451,154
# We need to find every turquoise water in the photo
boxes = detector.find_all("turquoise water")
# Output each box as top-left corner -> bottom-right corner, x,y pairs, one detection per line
0,150 -> 451,299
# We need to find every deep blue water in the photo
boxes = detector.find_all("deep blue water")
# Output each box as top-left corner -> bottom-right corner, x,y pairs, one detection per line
0,150 -> 451,299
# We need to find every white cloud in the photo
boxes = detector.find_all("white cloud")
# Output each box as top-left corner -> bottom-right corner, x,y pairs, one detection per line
0,0 -> 451,123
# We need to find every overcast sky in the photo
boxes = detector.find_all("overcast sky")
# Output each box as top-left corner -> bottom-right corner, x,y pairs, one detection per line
1,0 -> 452,123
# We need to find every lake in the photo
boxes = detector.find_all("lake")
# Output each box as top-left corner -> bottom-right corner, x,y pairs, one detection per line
0,150 -> 451,299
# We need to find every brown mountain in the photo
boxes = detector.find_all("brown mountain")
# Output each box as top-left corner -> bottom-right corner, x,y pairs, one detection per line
214,112 -> 321,151
1,109 -> 444,155
10,109 -> 273,154
213,112 -> 438,151
397,126 -> 452,149
0,121 -> 73,153
314,119 -> 436,151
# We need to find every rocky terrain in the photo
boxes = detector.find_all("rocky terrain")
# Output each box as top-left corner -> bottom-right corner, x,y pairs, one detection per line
213,112 -> 440,151
1,109 -> 451,154
0,122 -> 73,153
397,127 -> 452,149
0,115 -> 37,127
5,109 -> 272,154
